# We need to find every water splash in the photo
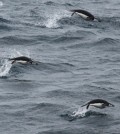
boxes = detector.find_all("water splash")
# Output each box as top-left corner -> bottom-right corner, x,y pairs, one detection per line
46,14 -> 60,28
45,10 -> 71,28
0,59 -> 12,77
60,107 -> 88,121
61,106 -> 107,121
71,107 -> 107,119
0,1 -> 3,7
71,107 -> 88,118
11,49 -> 30,58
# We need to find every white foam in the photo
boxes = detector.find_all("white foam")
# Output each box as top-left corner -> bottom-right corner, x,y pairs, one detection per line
0,1 -> 3,7
72,107 -> 88,118
45,10 -> 71,28
0,59 -> 12,77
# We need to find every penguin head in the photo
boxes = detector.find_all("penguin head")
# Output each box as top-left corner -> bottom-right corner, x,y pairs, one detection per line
29,60 -> 33,64
108,103 -> 114,107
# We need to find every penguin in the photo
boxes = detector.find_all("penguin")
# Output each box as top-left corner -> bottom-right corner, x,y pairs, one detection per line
81,99 -> 114,109
70,9 -> 101,22
9,56 -> 33,64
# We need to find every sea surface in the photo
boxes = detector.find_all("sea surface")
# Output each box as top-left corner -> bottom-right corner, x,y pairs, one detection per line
0,0 -> 120,134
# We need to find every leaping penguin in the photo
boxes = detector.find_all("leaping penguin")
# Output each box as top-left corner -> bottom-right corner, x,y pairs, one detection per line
81,99 -> 114,109
9,56 -> 35,64
70,9 -> 101,22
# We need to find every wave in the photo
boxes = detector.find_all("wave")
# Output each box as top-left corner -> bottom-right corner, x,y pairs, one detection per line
29,102 -> 61,111
44,1 -> 56,6
50,30 -> 95,44
44,1 -> 73,6
0,24 -> 12,31
31,61 -> 74,73
0,35 -> 36,45
96,38 -> 120,45
45,90 -> 79,99
67,37 -> 120,50
62,3 -> 73,6
0,17 -> 11,24
27,102 -> 66,116
51,36 -> 82,44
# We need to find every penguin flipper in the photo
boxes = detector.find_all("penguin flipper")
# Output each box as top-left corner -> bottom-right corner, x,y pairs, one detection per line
86,104 -> 89,109
11,60 -> 15,64
71,12 -> 75,16
81,103 -> 89,109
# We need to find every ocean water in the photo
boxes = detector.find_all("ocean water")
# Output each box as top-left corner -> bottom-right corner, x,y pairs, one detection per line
0,0 -> 120,134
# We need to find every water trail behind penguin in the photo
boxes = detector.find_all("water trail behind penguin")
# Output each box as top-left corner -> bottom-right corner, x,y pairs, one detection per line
0,59 -> 12,77
72,107 -> 88,118
45,10 -> 71,28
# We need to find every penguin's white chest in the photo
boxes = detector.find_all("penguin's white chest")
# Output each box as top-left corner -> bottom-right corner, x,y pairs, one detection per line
16,60 -> 28,64
76,12 -> 88,19
90,103 -> 103,108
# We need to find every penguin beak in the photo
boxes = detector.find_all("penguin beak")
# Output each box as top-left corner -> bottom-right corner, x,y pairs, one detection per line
109,103 -> 114,107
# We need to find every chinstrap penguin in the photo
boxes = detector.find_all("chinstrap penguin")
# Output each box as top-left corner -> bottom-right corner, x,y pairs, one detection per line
70,9 -> 101,22
9,56 -> 34,64
81,99 -> 114,109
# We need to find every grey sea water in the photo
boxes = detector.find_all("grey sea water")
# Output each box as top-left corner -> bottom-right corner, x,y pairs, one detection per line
0,0 -> 120,134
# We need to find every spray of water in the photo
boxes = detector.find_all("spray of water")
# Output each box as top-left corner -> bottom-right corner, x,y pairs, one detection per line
0,1 -> 3,7
71,107 -> 88,118
45,10 -> 71,28
11,49 -> 30,58
0,59 -> 12,77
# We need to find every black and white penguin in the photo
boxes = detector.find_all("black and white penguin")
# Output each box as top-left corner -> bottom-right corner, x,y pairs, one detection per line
81,99 -> 114,109
70,9 -> 101,22
9,56 -> 33,64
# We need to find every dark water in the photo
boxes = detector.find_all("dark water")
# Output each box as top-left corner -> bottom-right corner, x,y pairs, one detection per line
0,0 -> 120,133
